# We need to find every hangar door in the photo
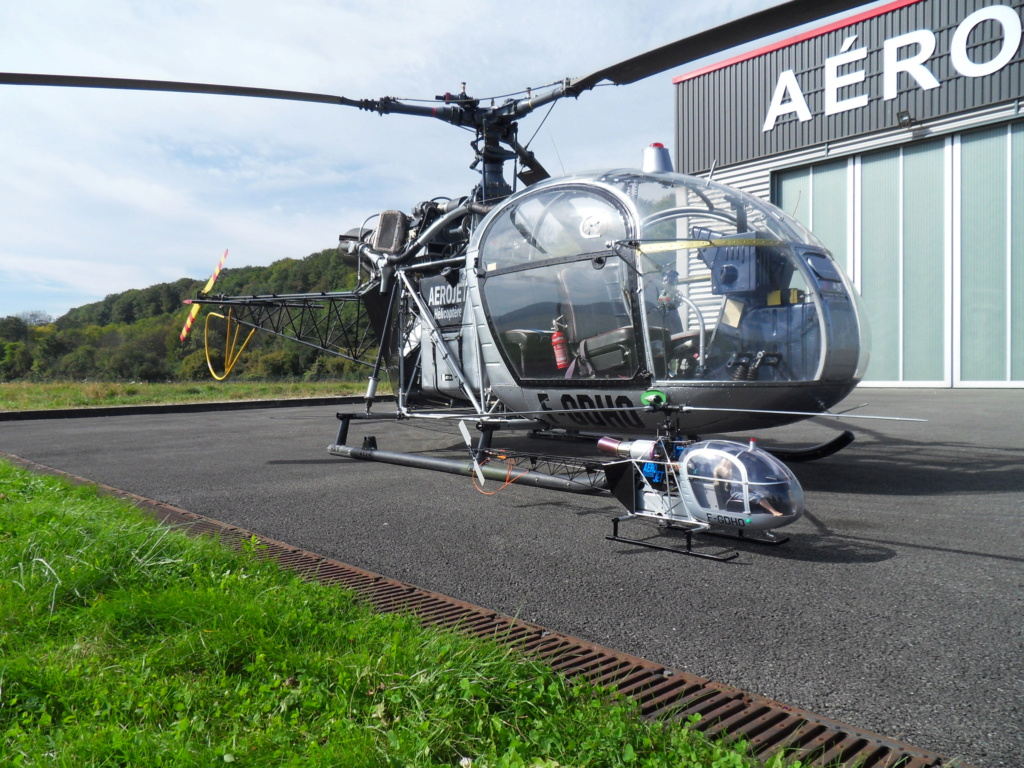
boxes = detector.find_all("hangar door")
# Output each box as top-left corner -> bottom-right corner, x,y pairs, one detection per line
773,123 -> 1024,388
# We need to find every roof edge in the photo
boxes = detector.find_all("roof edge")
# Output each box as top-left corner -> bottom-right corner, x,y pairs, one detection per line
672,0 -> 925,84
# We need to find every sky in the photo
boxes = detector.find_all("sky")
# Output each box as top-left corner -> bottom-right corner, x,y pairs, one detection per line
1,1 -> 876,320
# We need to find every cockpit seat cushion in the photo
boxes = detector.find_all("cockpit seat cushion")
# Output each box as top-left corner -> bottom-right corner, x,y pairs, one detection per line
578,326 -> 634,373
504,329 -> 557,378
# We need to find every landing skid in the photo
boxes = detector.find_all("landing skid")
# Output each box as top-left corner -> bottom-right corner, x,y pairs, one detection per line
703,527 -> 790,546
764,429 -> 855,462
606,516 -> 739,562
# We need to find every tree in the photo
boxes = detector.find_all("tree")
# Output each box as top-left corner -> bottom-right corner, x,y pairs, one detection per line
54,344 -> 97,379
17,310 -> 53,326
19,243 -> 356,382
0,341 -> 33,380
0,315 -> 30,343
29,325 -> 73,376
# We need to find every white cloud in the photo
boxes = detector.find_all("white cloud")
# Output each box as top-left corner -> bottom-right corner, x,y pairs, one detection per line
2,0 -> 824,319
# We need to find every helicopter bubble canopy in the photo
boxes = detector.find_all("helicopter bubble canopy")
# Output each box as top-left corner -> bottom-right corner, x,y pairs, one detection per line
472,169 -> 869,400
681,440 -> 805,519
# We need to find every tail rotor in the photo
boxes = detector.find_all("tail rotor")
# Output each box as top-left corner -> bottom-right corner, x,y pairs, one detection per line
180,249 -> 228,342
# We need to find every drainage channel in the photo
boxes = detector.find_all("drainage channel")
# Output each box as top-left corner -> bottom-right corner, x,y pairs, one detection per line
7,454 -> 968,768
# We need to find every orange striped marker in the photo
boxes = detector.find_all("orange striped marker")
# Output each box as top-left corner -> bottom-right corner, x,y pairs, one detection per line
180,249 -> 228,341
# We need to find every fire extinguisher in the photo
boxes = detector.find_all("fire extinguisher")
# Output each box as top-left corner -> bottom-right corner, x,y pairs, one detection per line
551,316 -> 570,370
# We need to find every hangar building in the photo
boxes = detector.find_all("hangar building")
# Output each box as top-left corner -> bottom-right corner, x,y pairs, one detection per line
674,0 -> 1024,387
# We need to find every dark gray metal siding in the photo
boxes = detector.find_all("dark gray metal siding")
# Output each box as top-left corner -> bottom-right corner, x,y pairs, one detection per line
677,0 -> 1024,173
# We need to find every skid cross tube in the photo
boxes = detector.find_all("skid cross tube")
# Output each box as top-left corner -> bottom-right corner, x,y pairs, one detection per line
606,515 -> 739,562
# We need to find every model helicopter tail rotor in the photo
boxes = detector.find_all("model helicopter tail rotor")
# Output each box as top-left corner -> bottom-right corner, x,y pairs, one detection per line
180,248 -> 228,342
458,420 -> 487,487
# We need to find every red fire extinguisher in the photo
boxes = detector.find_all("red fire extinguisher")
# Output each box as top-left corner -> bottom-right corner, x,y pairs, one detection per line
552,317 -> 570,370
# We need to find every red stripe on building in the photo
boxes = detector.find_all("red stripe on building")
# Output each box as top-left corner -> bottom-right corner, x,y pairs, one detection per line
672,0 -> 925,83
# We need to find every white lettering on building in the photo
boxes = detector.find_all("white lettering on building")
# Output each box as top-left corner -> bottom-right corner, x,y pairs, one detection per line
763,3 -> 1023,132
883,29 -> 940,100
761,70 -> 813,131
825,36 -> 869,116
950,5 -> 1022,77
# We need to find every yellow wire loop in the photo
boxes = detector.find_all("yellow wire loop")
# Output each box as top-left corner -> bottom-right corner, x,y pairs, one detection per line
204,309 -> 256,381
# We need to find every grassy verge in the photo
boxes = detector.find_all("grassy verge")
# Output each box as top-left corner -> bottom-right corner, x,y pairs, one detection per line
0,460 -> 786,767
0,380 -> 372,412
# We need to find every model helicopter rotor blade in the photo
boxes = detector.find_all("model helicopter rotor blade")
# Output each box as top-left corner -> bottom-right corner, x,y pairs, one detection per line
676,405 -> 927,422
569,0 -> 873,92
483,402 -> 925,423
458,420 -> 487,487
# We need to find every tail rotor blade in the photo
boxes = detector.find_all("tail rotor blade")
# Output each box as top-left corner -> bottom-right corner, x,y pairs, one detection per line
458,420 -> 486,487
180,249 -> 229,342
201,248 -> 229,294
179,304 -> 202,343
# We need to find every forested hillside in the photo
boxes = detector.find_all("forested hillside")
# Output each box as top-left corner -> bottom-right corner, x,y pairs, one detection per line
0,248 -> 362,382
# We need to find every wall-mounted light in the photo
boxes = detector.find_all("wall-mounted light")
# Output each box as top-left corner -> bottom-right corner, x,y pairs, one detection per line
897,110 -> 914,129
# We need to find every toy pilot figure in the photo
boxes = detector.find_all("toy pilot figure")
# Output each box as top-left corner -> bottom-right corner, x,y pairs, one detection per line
713,457 -> 785,516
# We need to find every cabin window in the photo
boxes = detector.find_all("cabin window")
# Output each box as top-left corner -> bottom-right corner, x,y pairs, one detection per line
479,187 -> 640,380
629,183 -> 823,383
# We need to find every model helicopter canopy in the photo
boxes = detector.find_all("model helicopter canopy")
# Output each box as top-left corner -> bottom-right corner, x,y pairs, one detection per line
683,439 -> 806,519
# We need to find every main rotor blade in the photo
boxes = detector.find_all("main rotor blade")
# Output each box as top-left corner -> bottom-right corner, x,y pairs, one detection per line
571,0 -> 873,91
0,72 -> 463,122
0,72 -> 366,106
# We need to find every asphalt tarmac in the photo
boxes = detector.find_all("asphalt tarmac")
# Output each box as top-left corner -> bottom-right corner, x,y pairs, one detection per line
2,388 -> 1021,768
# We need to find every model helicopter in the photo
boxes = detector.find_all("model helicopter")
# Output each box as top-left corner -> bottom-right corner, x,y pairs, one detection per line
4,0 -> 893,559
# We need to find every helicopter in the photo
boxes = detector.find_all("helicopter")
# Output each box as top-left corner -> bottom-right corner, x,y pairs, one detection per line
3,0 -> 898,559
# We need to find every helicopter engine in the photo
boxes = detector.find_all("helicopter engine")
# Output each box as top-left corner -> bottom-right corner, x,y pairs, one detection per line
338,195 -> 483,406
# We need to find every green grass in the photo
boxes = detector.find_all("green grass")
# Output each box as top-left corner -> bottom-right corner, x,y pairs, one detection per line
0,460 -> 792,767
0,379 -> 371,412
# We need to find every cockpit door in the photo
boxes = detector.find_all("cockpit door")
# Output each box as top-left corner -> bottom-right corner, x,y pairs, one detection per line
477,185 -> 647,383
